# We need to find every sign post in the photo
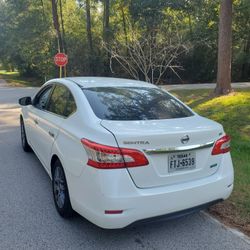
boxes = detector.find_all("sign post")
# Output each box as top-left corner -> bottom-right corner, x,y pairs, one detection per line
54,53 -> 68,78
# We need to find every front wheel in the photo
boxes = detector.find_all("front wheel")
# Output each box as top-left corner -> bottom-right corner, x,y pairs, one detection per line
20,117 -> 32,152
52,160 -> 74,218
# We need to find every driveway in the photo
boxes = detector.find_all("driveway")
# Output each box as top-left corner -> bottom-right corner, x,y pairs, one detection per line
0,84 -> 249,250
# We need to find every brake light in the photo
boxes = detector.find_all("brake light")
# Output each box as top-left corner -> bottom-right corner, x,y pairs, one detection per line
81,139 -> 149,169
211,135 -> 231,155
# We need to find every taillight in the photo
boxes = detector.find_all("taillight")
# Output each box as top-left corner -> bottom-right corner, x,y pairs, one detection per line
81,139 -> 149,169
211,135 -> 231,155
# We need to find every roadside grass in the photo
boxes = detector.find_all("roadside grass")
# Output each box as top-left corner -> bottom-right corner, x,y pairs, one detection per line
0,70 -> 42,87
171,88 -> 250,235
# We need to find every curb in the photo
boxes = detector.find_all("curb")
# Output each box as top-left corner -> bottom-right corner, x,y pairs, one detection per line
201,211 -> 250,245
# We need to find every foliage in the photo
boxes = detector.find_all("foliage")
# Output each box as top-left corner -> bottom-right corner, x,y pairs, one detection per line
0,0 -> 53,78
0,70 -> 42,87
232,0 -> 250,81
0,0 -> 249,82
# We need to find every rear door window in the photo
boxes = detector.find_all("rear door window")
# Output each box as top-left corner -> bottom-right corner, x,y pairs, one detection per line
82,87 -> 193,120
47,85 -> 76,117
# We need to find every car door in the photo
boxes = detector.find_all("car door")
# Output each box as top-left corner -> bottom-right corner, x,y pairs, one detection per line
27,84 -> 56,169
32,84 -> 76,171
26,85 -> 54,152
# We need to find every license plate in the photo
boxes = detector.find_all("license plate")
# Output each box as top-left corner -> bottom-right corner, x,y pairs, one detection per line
168,151 -> 196,172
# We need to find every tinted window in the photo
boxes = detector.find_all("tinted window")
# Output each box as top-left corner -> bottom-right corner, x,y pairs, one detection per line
83,87 -> 193,120
34,86 -> 53,110
47,85 -> 76,117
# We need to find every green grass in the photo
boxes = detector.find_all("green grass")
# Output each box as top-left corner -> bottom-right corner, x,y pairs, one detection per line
171,88 -> 250,221
0,70 -> 42,87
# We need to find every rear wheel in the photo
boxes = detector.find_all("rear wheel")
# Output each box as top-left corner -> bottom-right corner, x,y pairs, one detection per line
52,160 -> 74,218
20,117 -> 32,152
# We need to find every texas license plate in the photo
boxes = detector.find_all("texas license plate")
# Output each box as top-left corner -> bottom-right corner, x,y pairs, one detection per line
168,151 -> 196,172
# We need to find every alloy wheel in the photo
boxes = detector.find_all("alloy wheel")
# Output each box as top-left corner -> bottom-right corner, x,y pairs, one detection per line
53,166 -> 66,209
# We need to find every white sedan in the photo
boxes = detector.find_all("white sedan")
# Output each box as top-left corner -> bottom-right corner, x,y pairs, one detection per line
19,77 -> 234,229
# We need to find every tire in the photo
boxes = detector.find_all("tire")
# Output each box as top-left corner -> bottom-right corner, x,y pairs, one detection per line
52,160 -> 74,218
20,117 -> 32,152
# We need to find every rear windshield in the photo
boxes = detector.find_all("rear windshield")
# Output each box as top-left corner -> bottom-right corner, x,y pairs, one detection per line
82,87 -> 193,120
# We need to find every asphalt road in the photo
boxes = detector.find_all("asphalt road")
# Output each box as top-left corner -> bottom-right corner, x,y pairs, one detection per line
0,85 -> 249,250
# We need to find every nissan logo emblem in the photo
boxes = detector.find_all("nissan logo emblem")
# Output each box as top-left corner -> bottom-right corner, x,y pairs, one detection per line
181,135 -> 190,144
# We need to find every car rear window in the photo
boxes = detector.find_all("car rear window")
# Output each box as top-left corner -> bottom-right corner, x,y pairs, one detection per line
82,87 -> 193,120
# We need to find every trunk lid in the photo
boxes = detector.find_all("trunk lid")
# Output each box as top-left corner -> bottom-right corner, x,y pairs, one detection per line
101,115 -> 224,188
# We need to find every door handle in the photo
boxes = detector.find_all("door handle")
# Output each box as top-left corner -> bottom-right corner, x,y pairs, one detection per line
48,131 -> 55,138
34,119 -> 38,124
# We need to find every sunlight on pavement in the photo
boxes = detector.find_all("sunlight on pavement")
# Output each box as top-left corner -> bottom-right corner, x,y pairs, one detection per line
0,108 -> 20,128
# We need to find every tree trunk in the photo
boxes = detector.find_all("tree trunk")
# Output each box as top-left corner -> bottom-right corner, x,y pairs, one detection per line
215,0 -> 233,95
103,0 -> 110,75
241,35 -> 250,80
86,0 -> 94,74
51,0 -> 63,52
103,0 -> 110,41
59,0 -> 67,53
121,4 -> 128,47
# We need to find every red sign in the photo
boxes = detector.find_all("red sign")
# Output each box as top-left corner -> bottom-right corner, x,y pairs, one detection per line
54,53 -> 68,67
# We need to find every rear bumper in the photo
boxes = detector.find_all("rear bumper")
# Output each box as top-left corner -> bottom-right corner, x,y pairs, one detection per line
130,199 -> 223,227
68,153 -> 234,229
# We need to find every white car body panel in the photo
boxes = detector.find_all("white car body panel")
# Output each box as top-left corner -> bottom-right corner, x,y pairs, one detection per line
20,77 -> 234,229
70,152 -> 233,228
101,116 -> 224,188
28,107 -> 59,169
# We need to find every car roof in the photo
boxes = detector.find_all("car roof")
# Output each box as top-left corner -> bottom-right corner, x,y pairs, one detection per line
64,77 -> 156,88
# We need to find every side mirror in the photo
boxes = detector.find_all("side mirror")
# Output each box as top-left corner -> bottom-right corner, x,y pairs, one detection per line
19,96 -> 32,106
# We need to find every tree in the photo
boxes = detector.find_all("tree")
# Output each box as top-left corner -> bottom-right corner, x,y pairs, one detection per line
59,0 -> 67,53
233,0 -> 250,81
103,31 -> 188,84
103,0 -> 111,75
0,0 -> 249,84
0,0 -> 55,78
85,0 -> 94,74
129,0 -> 169,36
120,2 -> 128,47
51,0 -> 63,52
215,0 -> 233,95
